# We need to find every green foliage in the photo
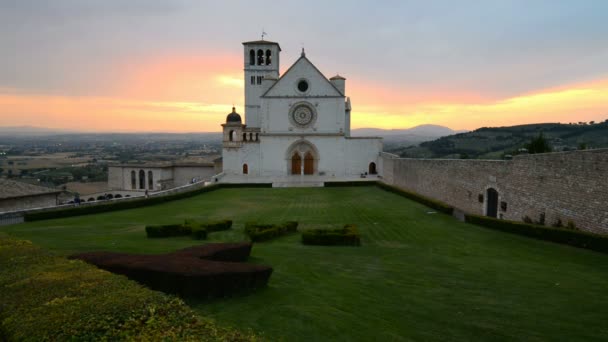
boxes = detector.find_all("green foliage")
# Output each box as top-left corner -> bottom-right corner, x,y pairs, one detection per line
185,219 -> 233,232
301,224 -> 361,246
145,224 -> 191,238
244,221 -> 298,242
324,181 -> 376,187
24,184 -> 223,221
465,214 -> 608,254
0,235 -> 256,341
376,182 -> 454,215
525,132 -> 552,154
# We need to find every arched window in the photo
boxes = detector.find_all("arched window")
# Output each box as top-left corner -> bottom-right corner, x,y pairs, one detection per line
138,170 -> 145,189
229,130 -> 235,141
148,170 -> 154,190
486,188 -> 499,218
242,163 -> 248,174
255,133 -> 259,141
265,49 -> 272,65
130,170 -> 136,189
249,133 -> 253,141
249,49 -> 255,65
243,132 -> 247,141
257,49 -> 264,65
369,162 -> 377,175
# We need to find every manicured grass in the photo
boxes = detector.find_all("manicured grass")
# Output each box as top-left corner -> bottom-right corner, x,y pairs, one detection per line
3,187 -> 608,341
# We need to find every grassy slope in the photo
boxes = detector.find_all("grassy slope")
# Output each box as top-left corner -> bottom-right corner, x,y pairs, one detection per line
2,187 -> 608,341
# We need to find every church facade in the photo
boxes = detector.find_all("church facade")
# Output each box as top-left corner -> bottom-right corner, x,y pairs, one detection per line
221,40 -> 382,183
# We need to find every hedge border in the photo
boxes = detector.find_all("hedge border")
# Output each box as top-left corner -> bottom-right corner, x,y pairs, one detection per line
375,182 -> 454,215
324,181 -> 377,187
465,214 -> 608,254
301,224 -> 361,246
245,221 -> 299,242
0,235 -> 255,341
23,183 -> 272,222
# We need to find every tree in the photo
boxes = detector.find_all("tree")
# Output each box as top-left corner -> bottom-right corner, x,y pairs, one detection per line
525,133 -> 552,154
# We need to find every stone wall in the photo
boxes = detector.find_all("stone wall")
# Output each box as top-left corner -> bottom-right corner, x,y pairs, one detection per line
0,193 -> 58,214
381,149 -> 608,234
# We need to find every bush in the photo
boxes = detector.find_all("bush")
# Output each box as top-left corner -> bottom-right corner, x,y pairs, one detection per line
465,214 -> 608,254
324,181 -> 376,187
0,235 -> 256,341
245,221 -> 298,242
185,219 -> 233,232
145,224 -> 191,238
24,184 -> 222,221
302,224 -> 361,246
183,219 -> 233,240
376,182 -> 454,215
70,242 -> 273,298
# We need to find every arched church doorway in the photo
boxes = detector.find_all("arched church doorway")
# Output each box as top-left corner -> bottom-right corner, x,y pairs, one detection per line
286,140 -> 318,176
369,162 -> 377,175
291,153 -> 301,175
486,188 -> 498,218
304,152 -> 314,175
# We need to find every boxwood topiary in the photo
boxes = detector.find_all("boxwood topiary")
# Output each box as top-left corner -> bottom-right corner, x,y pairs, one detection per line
301,224 -> 361,246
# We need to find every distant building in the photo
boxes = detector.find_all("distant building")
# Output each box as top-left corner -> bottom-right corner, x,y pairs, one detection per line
0,178 -> 61,213
108,162 -> 216,192
220,39 -> 382,184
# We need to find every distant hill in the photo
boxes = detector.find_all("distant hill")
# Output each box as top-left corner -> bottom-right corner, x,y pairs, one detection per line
389,121 -> 608,159
0,126 -> 77,135
352,125 -> 467,146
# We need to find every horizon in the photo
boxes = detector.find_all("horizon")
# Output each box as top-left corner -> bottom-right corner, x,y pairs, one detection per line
1,1 -> 607,133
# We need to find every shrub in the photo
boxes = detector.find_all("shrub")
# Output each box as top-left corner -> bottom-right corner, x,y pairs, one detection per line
0,235 -> 256,341
465,214 -> 608,254
145,224 -> 191,238
70,242 -> 273,298
376,182 -> 454,215
245,221 -> 298,242
302,224 -> 361,246
185,218 -> 233,232
183,219 -> 233,240
24,184 -> 222,221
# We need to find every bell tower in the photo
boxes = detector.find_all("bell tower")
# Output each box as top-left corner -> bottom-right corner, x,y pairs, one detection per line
242,39 -> 281,128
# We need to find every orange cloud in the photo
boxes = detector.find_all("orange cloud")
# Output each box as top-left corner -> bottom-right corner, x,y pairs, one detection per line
1,64 -> 607,132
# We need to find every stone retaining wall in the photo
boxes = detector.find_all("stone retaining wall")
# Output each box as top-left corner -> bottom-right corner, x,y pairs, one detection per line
381,149 -> 608,234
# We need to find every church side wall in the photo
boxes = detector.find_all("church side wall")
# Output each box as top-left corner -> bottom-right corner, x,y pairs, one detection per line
345,138 -> 383,175
381,149 -> 608,234
173,166 -> 216,186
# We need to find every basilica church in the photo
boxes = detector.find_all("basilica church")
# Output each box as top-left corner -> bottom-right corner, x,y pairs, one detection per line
220,39 -> 382,185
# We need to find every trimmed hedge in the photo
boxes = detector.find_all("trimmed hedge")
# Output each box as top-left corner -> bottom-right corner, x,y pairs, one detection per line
324,181 -> 376,187
376,182 -> 454,215
24,183 -> 222,221
245,221 -> 299,242
302,224 -> 361,246
185,219 -> 233,232
0,235 -> 256,341
145,223 -> 191,238
465,214 -> 608,254
70,243 -> 273,298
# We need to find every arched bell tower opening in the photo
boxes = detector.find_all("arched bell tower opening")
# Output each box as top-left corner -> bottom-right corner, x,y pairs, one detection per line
285,140 -> 319,176
242,39 -> 281,128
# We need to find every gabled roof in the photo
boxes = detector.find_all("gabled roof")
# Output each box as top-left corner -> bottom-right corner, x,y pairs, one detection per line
262,55 -> 345,97
242,40 -> 282,51
0,178 -> 61,200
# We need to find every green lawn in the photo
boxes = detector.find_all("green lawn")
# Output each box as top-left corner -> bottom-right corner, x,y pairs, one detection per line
3,187 -> 608,341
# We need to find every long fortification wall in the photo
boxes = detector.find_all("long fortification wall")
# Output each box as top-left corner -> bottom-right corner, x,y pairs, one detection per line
381,149 -> 608,234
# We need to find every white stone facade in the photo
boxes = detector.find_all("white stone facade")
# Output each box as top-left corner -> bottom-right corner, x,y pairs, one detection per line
108,163 -> 215,192
221,40 -> 382,182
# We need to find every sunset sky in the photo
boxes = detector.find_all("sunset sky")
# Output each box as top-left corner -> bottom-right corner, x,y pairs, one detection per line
1,0 -> 607,132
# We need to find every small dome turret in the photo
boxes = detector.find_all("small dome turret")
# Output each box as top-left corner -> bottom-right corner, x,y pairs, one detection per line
226,107 -> 242,123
